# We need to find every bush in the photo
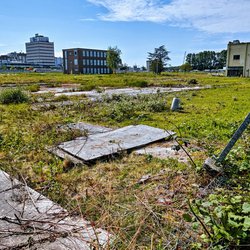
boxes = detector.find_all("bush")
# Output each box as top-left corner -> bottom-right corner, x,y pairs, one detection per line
53,94 -> 70,102
187,79 -> 198,85
0,88 -> 29,104
26,84 -> 40,92
188,193 -> 250,248
78,84 -> 96,91
127,80 -> 148,88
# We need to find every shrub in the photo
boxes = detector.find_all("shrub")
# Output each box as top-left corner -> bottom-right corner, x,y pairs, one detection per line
26,84 -> 40,92
78,84 -> 96,91
187,193 -> 250,248
0,88 -> 29,104
187,79 -> 198,85
53,94 -> 70,102
128,80 -> 148,88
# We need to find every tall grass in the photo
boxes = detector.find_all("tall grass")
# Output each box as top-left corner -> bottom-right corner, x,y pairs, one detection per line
0,88 -> 29,104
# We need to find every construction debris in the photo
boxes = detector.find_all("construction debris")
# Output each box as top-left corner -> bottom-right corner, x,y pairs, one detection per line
135,141 -> 190,164
0,170 -> 112,249
51,125 -> 175,163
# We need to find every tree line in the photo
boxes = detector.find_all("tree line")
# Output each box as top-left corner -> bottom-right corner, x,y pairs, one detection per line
107,45 -> 227,74
185,50 -> 227,71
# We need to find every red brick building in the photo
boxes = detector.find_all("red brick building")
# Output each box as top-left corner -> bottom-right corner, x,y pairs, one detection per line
63,48 -> 111,74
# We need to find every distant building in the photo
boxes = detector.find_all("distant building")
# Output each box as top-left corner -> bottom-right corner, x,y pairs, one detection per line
55,57 -> 63,68
63,48 -> 111,74
26,34 -> 55,67
226,40 -> 250,77
0,52 -> 26,67
7,52 -> 26,63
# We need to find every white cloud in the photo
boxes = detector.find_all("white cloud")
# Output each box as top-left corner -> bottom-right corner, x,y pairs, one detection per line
87,0 -> 250,33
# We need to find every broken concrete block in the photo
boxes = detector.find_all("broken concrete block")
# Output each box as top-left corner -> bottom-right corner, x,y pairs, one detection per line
54,125 -> 175,163
0,170 -> 112,249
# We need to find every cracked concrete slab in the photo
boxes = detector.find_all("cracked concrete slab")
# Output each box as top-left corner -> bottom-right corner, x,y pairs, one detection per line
55,125 -> 175,162
0,170 -> 112,249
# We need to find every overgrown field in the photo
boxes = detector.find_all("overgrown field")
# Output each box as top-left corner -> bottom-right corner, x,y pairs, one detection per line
0,72 -> 249,249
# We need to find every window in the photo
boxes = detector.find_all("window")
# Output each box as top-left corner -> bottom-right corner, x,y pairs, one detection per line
101,68 -> 103,74
64,51 -> 67,57
83,68 -> 86,74
97,51 -> 100,57
83,59 -> 86,65
65,59 -> 68,70
74,59 -> 78,65
83,50 -> 86,57
90,51 -> 93,57
86,51 -> 89,57
94,60 -> 96,66
233,55 -> 240,60
90,68 -> 93,74
103,52 -> 107,57
104,60 -> 107,66
87,59 -> 90,65
74,50 -> 77,56
93,51 -> 96,57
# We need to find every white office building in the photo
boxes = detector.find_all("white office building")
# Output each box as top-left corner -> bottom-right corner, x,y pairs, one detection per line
26,34 -> 55,67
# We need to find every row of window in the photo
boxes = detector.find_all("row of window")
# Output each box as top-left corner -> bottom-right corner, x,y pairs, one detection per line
82,67 -> 110,74
82,59 -> 107,66
82,50 -> 106,58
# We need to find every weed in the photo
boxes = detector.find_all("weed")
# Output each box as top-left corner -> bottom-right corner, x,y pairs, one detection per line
26,84 -> 40,92
127,80 -> 148,87
53,95 -> 70,102
0,88 -> 29,104
188,78 -> 198,85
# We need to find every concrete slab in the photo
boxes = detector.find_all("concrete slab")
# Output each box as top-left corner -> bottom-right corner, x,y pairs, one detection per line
57,125 -> 175,162
53,86 -> 205,99
0,170 -> 112,249
50,123 -> 114,164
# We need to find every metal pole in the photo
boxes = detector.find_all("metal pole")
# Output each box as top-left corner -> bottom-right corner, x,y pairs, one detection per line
217,112 -> 250,163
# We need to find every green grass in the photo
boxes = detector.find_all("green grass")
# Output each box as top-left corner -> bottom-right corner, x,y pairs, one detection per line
0,72 -> 249,249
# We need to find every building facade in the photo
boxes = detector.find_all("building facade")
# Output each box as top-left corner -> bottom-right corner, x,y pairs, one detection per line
26,34 -> 55,67
226,40 -> 250,77
63,48 -> 111,74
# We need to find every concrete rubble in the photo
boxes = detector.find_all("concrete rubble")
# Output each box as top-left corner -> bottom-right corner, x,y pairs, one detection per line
50,124 -> 175,163
135,142 -> 190,164
0,170 -> 112,249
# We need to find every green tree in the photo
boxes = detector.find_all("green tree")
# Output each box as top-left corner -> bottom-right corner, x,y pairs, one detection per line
186,49 -> 227,70
180,62 -> 192,72
147,45 -> 170,74
107,46 -> 122,74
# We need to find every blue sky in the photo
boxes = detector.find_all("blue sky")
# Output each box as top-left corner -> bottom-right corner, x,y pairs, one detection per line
1,0 -> 250,66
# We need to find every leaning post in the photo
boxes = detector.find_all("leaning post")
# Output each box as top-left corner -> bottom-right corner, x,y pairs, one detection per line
203,112 -> 250,172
